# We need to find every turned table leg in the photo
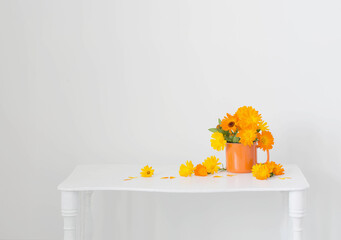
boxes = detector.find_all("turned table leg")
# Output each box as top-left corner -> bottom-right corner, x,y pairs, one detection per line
62,191 -> 79,240
79,191 -> 94,240
289,190 -> 306,240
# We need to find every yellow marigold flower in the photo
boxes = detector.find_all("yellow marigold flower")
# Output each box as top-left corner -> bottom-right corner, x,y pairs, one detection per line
257,131 -> 274,151
252,163 -> 271,180
258,120 -> 269,132
210,132 -> 226,151
194,164 -> 208,176
220,113 -> 238,133
235,106 -> 262,130
202,156 -> 221,174
273,163 -> 285,175
140,165 -> 154,177
237,129 -> 257,146
179,160 -> 194,177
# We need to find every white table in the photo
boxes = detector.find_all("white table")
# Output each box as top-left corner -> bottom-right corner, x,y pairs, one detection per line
58,164 -> 309,240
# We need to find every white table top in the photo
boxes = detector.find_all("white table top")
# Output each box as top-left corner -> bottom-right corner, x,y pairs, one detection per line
58,164 -> 309,193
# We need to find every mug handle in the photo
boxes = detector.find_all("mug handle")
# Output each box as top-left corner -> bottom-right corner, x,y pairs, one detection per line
256,145 -> 270,163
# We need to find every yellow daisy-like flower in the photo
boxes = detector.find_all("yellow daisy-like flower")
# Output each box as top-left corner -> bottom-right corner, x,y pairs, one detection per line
252,164 -> 271,180
220,113 -> 238,133
273,163 -> 285,175
210,132 -> 226,151
235,106 -> 262,130
258,120 -> 269,132
179,160 -> 194,177
257,131 -> 274,151
202,155 -> 221,174
140,165 -> 154,177
237,129 -> 257,146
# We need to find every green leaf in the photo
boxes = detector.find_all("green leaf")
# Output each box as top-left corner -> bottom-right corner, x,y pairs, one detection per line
208,128 -> 218,133
227,136 -> 234,142
232,136 -> 240,143
218,118 -> 222,124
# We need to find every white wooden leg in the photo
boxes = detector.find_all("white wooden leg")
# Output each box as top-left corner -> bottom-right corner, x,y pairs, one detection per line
62,191 -> 79,240
79,191 -> 93,240
280,192 -> 289,240
289,190 -> 306,240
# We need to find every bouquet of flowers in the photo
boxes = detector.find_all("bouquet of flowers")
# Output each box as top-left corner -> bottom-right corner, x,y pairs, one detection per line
209,106 -> 274,151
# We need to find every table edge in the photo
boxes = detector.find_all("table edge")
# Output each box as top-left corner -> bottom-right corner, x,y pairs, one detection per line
58,186 -> 309,192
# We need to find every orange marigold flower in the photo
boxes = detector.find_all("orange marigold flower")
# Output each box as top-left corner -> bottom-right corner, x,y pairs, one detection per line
237,129 -> 257,146
265,161 -> 276,173
252,163 -> 271,180
235,106 -> 262,130
257,131 -> 274,151
194,164 -> 208,176
220,114 -> 238,133
273,163 -> 285,175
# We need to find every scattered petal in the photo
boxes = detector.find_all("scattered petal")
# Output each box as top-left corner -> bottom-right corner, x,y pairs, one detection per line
279,177 -> 291,180
160,177 -> 169,179
128,177 -> 138,179
226,174 -> 236,177
123,179 -> 132,181
170,176 -> 176,179
214,176 -> 223,178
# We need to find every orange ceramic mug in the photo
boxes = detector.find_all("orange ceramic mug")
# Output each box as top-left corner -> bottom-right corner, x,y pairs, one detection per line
225,143 -> 270,173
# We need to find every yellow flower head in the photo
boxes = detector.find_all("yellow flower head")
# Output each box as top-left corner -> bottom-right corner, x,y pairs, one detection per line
220,113 -> 238,133
140,165 -> 154,177
237,129 -> 257,146
202,155 -> 221,174
235,106 -> 262,130
210,132 -> 226,151
258,120 -> 269,132
273,163 -> 285,175
257,131 -> 274,151
179,160 -> 194,177
252,163 -> 271,180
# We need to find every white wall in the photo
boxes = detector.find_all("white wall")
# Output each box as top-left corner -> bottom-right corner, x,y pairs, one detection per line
0,0 -> 340,239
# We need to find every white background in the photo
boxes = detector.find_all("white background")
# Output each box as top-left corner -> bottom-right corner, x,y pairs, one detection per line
0,0 -> 340,239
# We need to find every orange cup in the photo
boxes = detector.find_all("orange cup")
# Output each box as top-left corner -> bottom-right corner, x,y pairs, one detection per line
225,143 -> 257,173
225,143 -> 270,173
